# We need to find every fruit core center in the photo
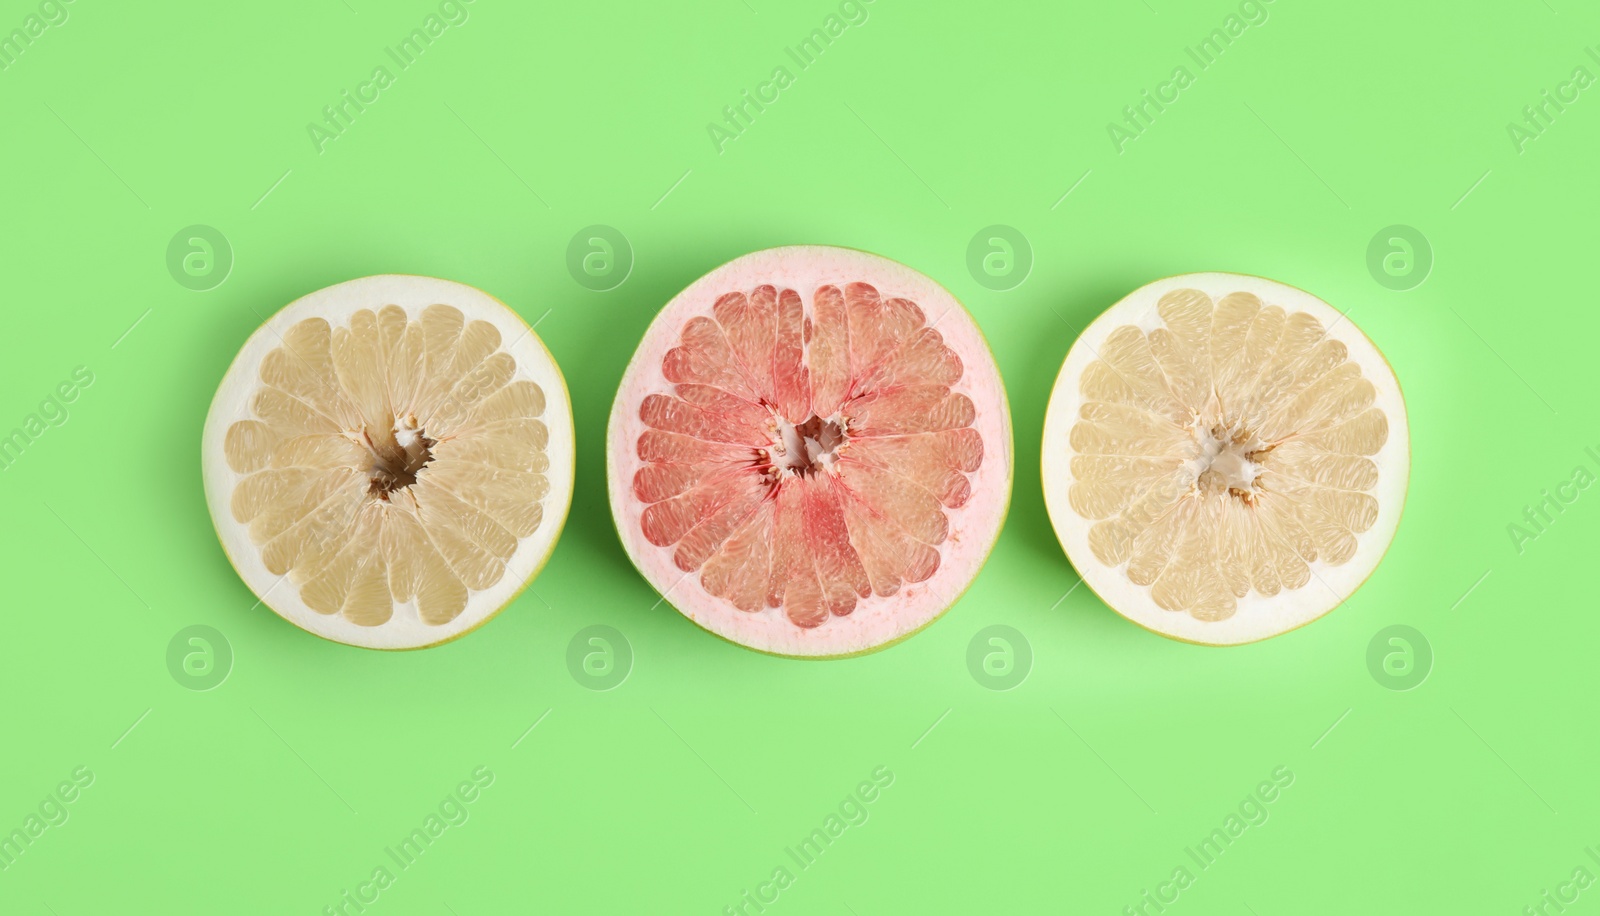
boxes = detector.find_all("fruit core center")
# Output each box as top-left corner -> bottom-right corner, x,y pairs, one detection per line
772,415 -> 846,476
1192,423 -> 1263,496
357,418 -> 435,499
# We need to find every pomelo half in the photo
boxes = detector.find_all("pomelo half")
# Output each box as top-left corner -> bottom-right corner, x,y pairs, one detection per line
202,275 -> 575,650
1042,273 -> 1408,645
607,247 -> 1012,658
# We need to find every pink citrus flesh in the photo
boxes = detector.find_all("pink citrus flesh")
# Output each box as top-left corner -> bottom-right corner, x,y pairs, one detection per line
607,247 -> 1012,657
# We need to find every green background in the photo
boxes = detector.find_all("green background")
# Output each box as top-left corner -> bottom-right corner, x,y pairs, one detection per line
1,0 -> 1594,912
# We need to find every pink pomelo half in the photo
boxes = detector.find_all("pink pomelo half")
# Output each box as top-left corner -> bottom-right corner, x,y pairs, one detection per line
607,246 -> 1012,658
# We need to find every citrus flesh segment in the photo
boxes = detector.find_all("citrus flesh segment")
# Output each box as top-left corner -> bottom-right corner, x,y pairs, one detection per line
203,275 -> 575,649
608,247 -> 1012,657
1042,273 -> 1407,645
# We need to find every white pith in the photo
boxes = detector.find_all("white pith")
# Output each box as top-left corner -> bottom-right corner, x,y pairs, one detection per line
202,275 -> 576,650
1187,424 -> 1263,493
770,415 -> 846,475
1041,273 -> 1409,645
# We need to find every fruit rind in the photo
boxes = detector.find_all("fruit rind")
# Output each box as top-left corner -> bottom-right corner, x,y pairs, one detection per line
1041,272 -> 1409,646
202,275 -> 575,650
607,246 -> 1013,658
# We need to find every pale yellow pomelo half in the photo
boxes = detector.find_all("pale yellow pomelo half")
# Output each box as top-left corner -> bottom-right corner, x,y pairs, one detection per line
202,275 -> 575,649
1042,273 -> 1408,645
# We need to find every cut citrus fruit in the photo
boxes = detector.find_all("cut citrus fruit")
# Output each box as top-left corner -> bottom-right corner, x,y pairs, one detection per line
1042,273 -> 1408,645
202,275 -> 575,649
608,247 -> 1012,657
